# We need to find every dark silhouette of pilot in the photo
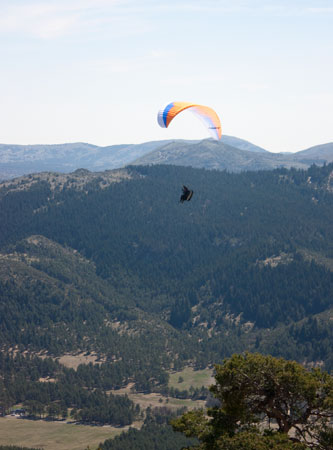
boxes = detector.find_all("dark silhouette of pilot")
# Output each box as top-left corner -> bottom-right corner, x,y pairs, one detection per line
180,185 -> 193,203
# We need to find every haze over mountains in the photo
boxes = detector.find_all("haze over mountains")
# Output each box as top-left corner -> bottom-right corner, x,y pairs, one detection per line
0,135 -> 332,180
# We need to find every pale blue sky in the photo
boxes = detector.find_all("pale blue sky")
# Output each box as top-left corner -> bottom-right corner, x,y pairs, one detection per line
0,0 -> 332,152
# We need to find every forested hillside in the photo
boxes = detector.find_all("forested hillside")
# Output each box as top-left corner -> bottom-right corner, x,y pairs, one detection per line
1,162 -> 333,447
1,163 -> 332,372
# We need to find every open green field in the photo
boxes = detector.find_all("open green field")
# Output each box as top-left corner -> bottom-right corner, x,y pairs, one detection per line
128,391 -> 206,411
0,369 -> 215,450
0,416 -> 125,450
168,367 -> 215,391
110,385 -> 206,411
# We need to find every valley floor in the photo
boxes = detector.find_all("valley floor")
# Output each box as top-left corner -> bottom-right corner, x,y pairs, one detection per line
0,415 -> 128,450
0,367 -> 213,450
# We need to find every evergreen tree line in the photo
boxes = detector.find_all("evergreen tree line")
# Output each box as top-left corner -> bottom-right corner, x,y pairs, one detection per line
0,354 -> 139,426
99,406 -> 198,450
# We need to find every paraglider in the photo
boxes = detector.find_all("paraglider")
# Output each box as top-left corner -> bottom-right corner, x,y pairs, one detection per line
180,185 -> 193,203
157,101 -> 222,141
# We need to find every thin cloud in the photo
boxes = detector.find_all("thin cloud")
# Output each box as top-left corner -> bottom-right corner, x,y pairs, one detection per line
0,0 -> 132,38
134,1 -> 333,15
1,0 -> 331,40
0,3 -> 82,38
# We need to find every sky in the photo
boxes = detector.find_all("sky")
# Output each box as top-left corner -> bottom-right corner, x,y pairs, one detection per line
0,0 -> 332,152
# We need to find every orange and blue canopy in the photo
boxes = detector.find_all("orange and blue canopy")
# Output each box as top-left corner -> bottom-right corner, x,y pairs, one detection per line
157,101 -> 222,140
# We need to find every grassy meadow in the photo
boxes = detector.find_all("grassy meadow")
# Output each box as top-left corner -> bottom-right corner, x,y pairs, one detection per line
0,416 -> 124,450
168,367 -> 215,391
0,367 -> 215,449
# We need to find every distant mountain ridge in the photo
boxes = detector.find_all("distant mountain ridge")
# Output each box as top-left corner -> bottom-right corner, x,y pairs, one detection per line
0,136 -> 332,180
294,142 -> 333,160
131,139 -> 332,172
221,135 -> 268,153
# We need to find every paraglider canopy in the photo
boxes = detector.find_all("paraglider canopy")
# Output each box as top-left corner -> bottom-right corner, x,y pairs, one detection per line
157,101 -> 222,141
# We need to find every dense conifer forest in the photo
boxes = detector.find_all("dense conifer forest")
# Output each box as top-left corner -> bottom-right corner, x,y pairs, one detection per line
99,408 -> 198,450
99,422 -> 198,450
0,163 -> 333,447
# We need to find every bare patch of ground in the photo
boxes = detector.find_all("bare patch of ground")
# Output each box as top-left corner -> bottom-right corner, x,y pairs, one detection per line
57,352 -> 104,370
257,252 -> 293,268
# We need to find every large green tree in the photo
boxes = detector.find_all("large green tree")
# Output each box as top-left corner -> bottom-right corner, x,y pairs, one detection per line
172,353 -> 333,449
